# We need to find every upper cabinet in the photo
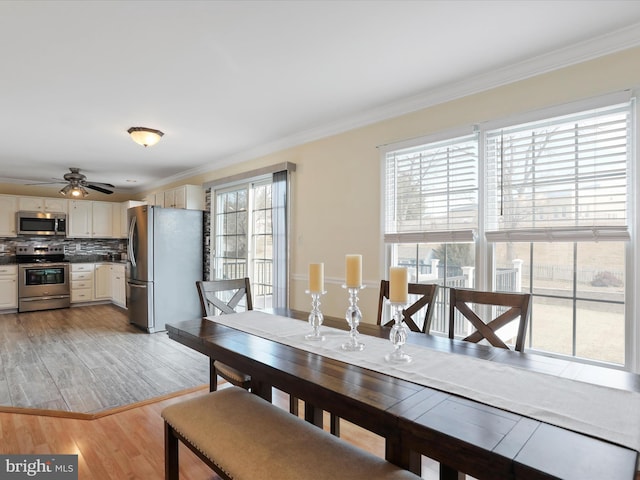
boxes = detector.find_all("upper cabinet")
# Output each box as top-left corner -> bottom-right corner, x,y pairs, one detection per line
18,196 -> 67,214
68,200 -> 115,238
143,185 -> 203,210
68,200 -> 93,238
0,195 -> 18,237
0,194 -> 148,239
164,185 -> 203,210
92,202 -> 114,238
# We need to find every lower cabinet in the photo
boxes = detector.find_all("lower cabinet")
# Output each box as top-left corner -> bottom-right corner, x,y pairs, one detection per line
0,265 -> 18,309
70,262 -> 126,307
71,263 -> 94,303
111,264 -> 126,307
94,263 -> 112,300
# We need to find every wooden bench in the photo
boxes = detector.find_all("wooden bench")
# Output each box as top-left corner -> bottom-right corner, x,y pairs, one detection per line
161,386 -> 421,480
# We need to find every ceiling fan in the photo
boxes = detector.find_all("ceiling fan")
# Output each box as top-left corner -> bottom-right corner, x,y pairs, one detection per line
29,168 -> 115,197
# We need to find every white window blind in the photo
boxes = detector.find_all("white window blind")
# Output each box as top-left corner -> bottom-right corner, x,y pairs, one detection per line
384,134 -> 478,243
485,102 -> 631,242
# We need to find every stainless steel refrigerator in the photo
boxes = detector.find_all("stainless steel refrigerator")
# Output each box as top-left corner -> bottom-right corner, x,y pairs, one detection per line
126,205 -> 203,333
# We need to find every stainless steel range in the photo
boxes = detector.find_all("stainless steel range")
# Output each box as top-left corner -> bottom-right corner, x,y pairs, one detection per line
16,244 -> 70,313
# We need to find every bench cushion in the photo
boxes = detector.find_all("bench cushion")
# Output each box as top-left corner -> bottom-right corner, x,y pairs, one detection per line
162,386 -> 420,480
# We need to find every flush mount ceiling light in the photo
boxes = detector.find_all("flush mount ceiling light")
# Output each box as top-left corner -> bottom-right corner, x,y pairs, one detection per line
127,127 -> 164,147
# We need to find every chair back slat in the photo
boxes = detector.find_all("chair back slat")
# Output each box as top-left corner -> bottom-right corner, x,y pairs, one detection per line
377,280 -> 438,333
448,287 -> 531,352
196,278 -> 253,317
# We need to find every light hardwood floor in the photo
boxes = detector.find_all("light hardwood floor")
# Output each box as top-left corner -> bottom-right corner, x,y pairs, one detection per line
0,304 -> 209,415
0,386 -> 443,479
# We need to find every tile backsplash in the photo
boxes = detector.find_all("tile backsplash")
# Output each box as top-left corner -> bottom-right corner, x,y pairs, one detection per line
0,236 -> 126,259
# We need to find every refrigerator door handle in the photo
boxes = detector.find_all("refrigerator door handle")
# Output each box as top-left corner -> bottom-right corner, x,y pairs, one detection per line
128,215 -> 137,267
127,282 -> 147,289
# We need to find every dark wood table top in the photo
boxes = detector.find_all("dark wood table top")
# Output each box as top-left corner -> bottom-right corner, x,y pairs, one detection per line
166,310 -> 639,480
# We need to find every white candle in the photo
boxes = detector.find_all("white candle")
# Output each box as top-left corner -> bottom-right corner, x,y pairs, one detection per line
308,263 -> 324,293
345,254 -> 362,288
389,267 -> 408,303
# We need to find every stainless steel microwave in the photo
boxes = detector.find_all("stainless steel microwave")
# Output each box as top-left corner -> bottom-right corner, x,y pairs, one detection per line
16,211 -> 67,236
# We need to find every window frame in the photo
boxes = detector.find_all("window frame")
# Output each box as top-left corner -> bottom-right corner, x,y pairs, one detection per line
381,91 -> 637,372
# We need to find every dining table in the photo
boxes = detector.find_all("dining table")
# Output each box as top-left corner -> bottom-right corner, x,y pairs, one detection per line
165,309 -> 640,480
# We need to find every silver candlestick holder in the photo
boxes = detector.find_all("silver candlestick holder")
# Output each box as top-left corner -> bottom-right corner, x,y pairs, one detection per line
341,285 -> 365,351
305,290 -> 326,341
384,301 -> 412,363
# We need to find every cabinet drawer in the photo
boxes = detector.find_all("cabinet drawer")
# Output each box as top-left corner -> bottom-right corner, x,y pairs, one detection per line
72,280 -> 92,289
0,265 -> 17,275
71,288 -> 92,303
71,272 -> 93,282
71,264 -> 94,272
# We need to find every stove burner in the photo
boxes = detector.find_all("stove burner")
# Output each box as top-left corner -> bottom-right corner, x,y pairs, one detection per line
15,244 -> 67,264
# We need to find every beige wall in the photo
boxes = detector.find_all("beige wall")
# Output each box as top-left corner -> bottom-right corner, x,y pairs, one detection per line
163,46 -> 640,322
7,47 -> 639,322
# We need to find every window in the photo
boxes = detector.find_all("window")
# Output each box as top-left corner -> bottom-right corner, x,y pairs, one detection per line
486,103 -> 630,364
210,168 -> 292,310
383,98 -> 634,367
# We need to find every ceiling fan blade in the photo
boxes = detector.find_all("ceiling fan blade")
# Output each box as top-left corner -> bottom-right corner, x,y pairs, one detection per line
25,180 -> 65,186
87,181 -> 115,188
86,184 -> 114,195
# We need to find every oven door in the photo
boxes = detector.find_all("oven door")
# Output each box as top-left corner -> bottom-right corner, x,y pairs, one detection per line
19,263 -> 70,298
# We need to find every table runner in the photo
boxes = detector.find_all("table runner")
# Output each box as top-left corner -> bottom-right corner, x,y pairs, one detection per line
207,311 -> 640,454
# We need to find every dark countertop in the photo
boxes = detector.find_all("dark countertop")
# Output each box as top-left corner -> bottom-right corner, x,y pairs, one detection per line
66,255 -> 127,264
0,255 -> 126,265
0,256 -> 17,265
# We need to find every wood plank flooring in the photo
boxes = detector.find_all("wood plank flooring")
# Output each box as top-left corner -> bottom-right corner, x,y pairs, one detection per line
0,386 -> 444,480
0,305 -> 209,415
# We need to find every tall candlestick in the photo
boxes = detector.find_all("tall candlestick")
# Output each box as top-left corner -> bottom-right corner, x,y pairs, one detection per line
345,254 -> 362,288
389,266 -> 408,303
308,263 -> 324,293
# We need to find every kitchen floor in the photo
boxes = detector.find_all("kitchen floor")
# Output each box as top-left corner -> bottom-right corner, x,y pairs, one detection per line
0,304 -> 209,415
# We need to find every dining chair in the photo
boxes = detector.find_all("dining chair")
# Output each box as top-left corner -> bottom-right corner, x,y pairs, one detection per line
448,287 -> 531,352
196,278 -> 300,414
197,278 -> 254,393
376,280 -> 439,333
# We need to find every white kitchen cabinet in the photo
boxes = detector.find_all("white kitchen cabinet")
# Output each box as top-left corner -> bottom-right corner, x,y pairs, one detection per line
68,201 -> 93,238
17,196 -> 67,214
112,203 -> 122,238
163,185 -> 203,210
0,195 -> 17,237
145,192 -> 164,207
91,202 -> 113,238
111,263 -> 126,307
0,265 -> 18,309
71,263 -> 94,303
68,200 -> 116,238
94,263 -> 112,300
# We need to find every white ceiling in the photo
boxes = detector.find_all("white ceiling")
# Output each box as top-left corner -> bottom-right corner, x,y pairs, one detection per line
1,0 -> 640,195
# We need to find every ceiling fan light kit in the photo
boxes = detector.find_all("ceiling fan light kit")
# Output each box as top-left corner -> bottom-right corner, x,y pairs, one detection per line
59,183 -> 89,198
127,127 -> 164,147
52,167 -> 115,197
